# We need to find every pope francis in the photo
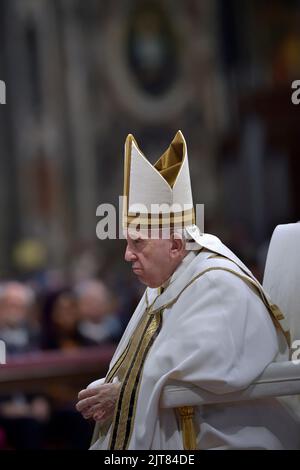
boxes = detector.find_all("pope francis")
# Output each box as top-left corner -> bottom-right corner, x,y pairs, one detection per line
76,131 -> 295,450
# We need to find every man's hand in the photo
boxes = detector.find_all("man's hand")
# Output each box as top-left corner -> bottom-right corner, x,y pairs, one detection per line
76,382 -> 120,423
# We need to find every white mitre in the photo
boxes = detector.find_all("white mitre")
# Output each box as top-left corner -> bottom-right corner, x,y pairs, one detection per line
123,130 -> 195,233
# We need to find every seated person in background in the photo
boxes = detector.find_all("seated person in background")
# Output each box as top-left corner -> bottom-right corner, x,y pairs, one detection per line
0,281 -> 40,355
0,281 -> 50,449
75,280 -> 122,346
41,289 -> 86,351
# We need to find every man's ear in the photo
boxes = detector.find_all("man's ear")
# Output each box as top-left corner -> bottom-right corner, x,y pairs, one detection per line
170,233 -> 185,257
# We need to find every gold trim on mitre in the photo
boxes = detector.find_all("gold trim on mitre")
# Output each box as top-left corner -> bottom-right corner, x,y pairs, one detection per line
124,208 -> 195,230
123,131 -> 195,232
123,133 -> 136,228
154,130 -> 187,188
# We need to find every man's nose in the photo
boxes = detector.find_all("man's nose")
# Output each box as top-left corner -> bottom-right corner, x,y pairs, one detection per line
124,245 -> 137,262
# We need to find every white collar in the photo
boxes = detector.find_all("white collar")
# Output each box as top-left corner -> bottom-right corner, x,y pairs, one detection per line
159,250 -> 198,293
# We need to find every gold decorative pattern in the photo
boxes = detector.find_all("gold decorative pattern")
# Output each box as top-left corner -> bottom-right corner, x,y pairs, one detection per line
108,308 -> 163,449
125,208 -> 195,230
178,406 -> 198,450
91,288 -> 164,449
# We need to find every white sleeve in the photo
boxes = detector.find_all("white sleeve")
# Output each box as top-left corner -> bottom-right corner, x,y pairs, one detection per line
87,377 -> 105,389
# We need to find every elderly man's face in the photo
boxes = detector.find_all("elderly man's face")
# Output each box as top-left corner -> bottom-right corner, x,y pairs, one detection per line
124,233 -> 186,288
0,283 -> 31,327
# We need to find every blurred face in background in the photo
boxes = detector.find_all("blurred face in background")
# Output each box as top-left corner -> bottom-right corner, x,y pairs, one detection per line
0,283 -> 32,328
77,281 -> 112,324
52,293 -> 79,334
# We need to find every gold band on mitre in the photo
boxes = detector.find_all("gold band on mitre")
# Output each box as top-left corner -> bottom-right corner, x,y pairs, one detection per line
124,207 -> 195,231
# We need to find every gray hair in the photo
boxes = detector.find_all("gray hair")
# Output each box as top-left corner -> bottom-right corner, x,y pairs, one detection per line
0,281 -> 35,306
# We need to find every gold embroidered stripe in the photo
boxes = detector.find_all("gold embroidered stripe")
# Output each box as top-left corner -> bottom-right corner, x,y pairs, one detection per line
124,219 -> 195,230
91,307 -> 153,447
91,296 -> 155,447
91,342 -> 131,446
126,208 -> 194,221
108,312 -> 154,449
106,302 -> 155,383
109,309 -> 163,449
124,210 -> 195,228
105,342 -> 130,384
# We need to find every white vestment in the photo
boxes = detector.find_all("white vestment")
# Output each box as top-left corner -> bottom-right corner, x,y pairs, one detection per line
90,236 -> 298,450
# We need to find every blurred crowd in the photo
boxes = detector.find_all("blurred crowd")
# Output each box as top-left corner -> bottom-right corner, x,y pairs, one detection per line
0,275 -> 141,449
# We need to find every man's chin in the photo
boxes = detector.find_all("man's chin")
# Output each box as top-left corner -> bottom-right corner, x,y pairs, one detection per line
132,272 -> 152,287
139,277 -> 160,289
134,272 -> 146,284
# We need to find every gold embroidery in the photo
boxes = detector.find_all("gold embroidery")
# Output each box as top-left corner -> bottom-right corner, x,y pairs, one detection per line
125,209 -> 195,229
178,406 -> 198,450
109,309 -> 163,449
91,291 -> 155,447
91,287 -> 165,449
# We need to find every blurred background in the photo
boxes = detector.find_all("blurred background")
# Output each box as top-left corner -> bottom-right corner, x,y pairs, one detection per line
0,0 -> 299,449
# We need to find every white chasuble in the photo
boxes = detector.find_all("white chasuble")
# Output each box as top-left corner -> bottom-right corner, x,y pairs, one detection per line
90,238 -> 297,450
